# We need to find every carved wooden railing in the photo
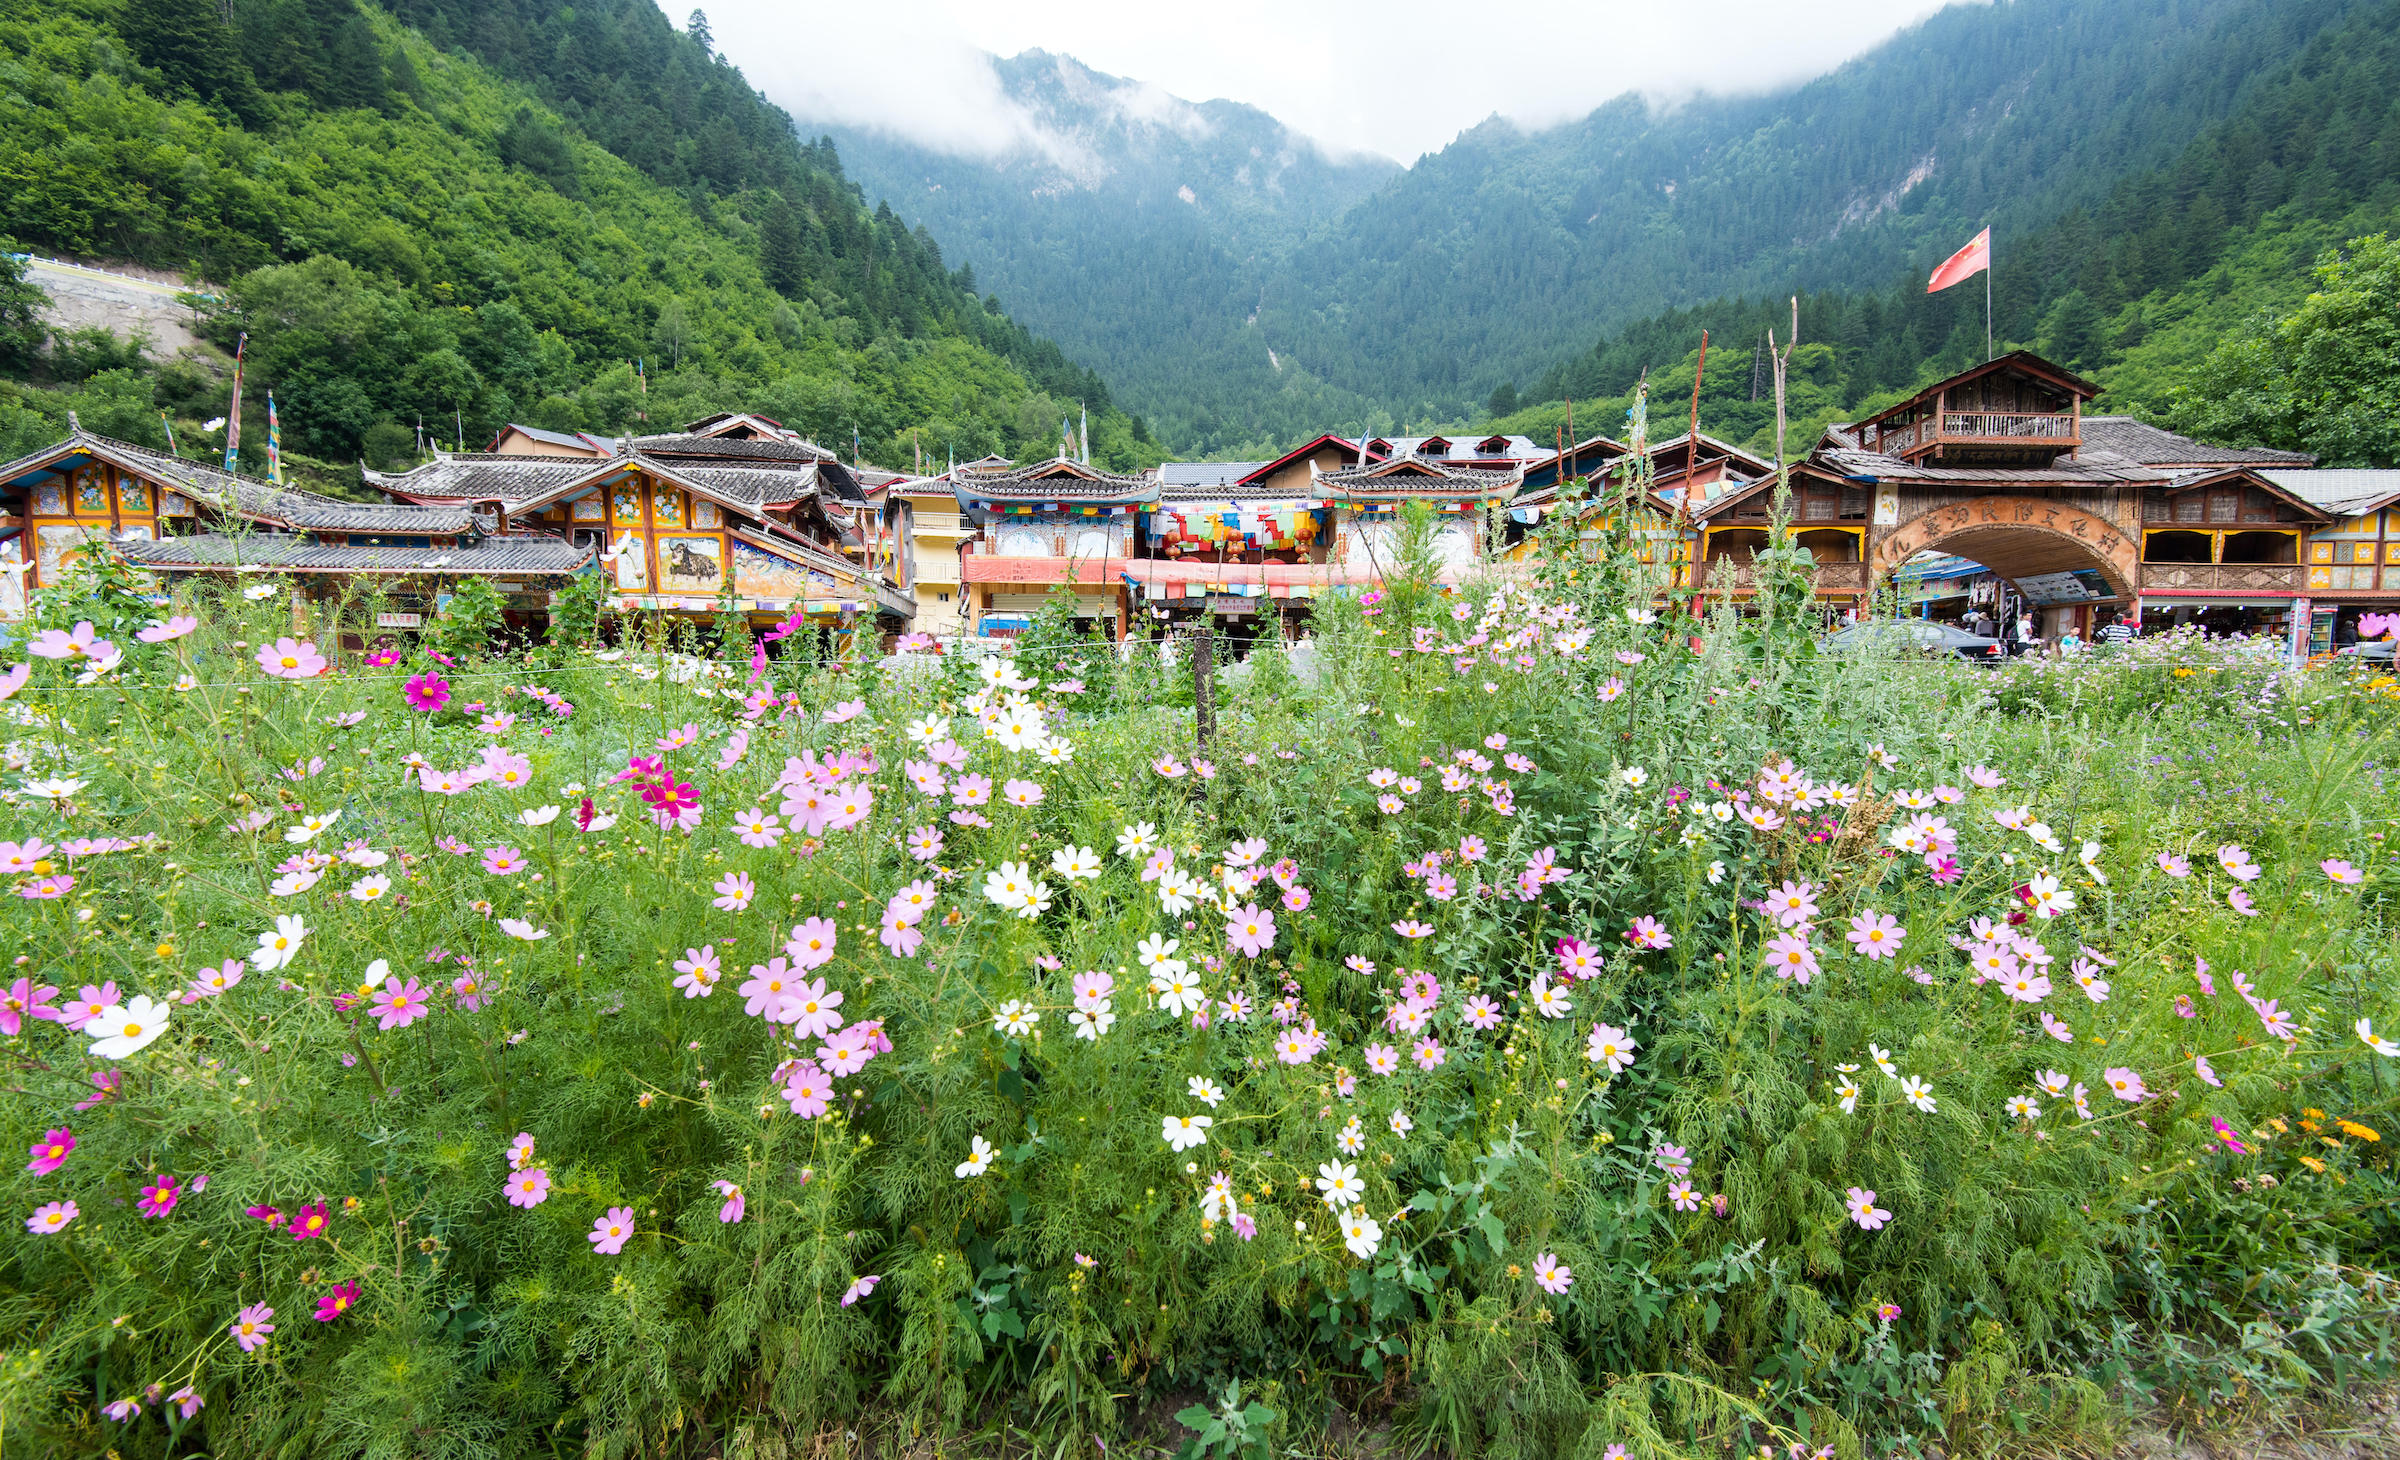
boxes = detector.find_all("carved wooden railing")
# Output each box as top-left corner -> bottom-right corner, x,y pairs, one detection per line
2137,563 -> 2303,593
1939,412 -> 2076,441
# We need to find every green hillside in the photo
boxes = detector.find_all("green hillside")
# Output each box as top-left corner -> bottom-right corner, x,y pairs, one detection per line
0,0 -> 1160,475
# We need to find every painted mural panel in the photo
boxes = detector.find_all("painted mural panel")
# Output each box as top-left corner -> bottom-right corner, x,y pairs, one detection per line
36,522 -> 105,587
0,539 -> 24,621
732,539 -> 817,600
118,479 -> 150,513
32,483 -> 64,516
610,538 -> 649,591
693,500 -> 722,529
655,534 -> 724,592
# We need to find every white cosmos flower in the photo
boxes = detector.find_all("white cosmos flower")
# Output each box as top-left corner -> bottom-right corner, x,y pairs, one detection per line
2077,840 -> 2106,885
1187,1075 -> 1224,1106
1706,860 -> 1727,884
905,715 -> 950,745
1069,1001 -> 1115,1040
1154,968 -> 1205,1017
1049,844 -> 1101,882
1135,934 -> 1182,974
348,874 -> 391,903
1162,1113 -> 1214,1152
1836,1079 -> 1861,1114
1316,1160 -> 1365,1209
88,995 -> 173,1059
341,847 -> 389,868
1036,739 -> 1075,765
1900,1075 -> 1936,1113
1868,1043 -> 1898,1078
1156,870 -> 1198,917
283,810 -> 340,843
1620,766 -> 1649,788
1116,822 -> 1159,858
269,870 -> 321,898
1530,978 -> 1574,1020
520,805 -> 562,827
955,1135 -> 995,1178
983,860 -> 1036,911
1586,1022 -> 1637,1075
250,914 -> 309,971
498,917 -> 549,941
2359,1018 -> 2400,1057
243,583 -> 278,601
1341,1212 -> 1383,1259
2025,874 -> 2075,919
993,716 -> 1044,753
992,1000 -> 1039,1038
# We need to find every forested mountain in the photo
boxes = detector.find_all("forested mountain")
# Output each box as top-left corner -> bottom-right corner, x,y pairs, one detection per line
1481,0 -> 2400,467
0,0 -> 1158,478
816,52 -> 1396,456
804,0 -> 2392,455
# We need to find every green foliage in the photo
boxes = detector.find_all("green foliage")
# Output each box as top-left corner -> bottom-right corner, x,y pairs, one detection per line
0,0 -> 1161,473
2168,232 -> 2400,465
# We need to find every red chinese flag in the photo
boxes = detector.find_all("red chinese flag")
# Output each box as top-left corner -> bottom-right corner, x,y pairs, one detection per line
1926,227 -> 1992,293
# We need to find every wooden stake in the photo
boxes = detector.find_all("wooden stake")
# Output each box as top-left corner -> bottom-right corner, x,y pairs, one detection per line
1192,619 -> 1215,750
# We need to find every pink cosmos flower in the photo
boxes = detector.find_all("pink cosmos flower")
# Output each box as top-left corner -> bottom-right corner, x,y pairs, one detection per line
137,1175 -> 181,1219
1766,880 -> 1819,927
588,1207 -> 635,1255
1230,1212 -> 1258,1240
315,1281 -> 362,1321
1764,932 -> 1819,985
841,1273 -> 883,1306
712,1179 -> 746,1224
740,959 -> 797,1019
230,1302 -> 276,1351
785,917 -> 838,970
1845,912 -> 1904,961
2194,1054 -> 2221,1088
1227,905 -> 1279,957
783,1063 -> 832,1118
1532,1252 -> 1573,1294
136,615 -> 199,644
1282,885 -> 1312,912
1460,994 -> 1503,1030
817,1033 -> 871,1076
713,871 -> 756,913
878,909 -> 924,958
481,845 -> 528,876
171,1385 -> 203,1419
74,1070 -> 121,1110
823,699 -> 866,724
26,1127 -> 74,1174
28,620 -> 113,662
672,946 -> 720,998
786,978 -> 844,1038
2322,858 -> 2364,885
2227,887 -> 2258,917
19,875 -> 72,900
1458,835 -> 1487,862
1001,778 -> 1045,807
404,672 -> 451,711
0,977 -> 59,1034
1388,918 -> 1433,941
1412,1036 -> 1446,1070
370,977 -> 432,1031
1625,916 -> 1671,950
25,1199 -> 76,1234
448,971 -> 487,1012
506,1168 -> 552,1207
2156,852 -> 2190,878
2103,1066 -> 2148,1102
951,773 -> 993,807
1845,1188 -> 1891,1230
1556,939 -> 1603,979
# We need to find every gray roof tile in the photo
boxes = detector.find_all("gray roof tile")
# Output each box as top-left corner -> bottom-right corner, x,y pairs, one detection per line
119,534 -> 592,575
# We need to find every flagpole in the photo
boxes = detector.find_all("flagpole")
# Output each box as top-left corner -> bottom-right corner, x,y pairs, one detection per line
1986,252 -> 1993,361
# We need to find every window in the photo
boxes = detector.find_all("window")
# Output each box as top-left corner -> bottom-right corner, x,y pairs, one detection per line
2143,530 -> 2213,564
2220,531 -> 2296,565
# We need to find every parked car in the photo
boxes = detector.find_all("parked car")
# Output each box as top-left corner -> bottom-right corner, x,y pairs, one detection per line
1821,619 -> 2007,663
2343,638 -> 2396,664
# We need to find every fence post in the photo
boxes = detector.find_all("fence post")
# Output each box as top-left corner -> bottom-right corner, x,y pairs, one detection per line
1192,619 -> 1214,750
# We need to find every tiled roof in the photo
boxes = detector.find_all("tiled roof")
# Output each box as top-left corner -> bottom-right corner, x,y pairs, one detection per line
1161,461 -> 1268,488
1320,456 -> 1524,499
2080,416 -> 2313,467
118,533 -> 593,575
2258,469 -> 2400,516
631,432 -> 838,463
365,455 -> 596,506
1811,446 -> 2167,485
957,458 -> 1157,503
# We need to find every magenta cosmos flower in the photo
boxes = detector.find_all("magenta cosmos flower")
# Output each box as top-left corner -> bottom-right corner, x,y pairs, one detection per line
314,1281 -> 361,1322
0,977 -> 60,1034
403,672 -> 451,712
255,638 -> 327,679
25,1126 -> 74,1175
588,1206 -> 635,1255
506,1168 -> 551,1208
136,1175 -> 181,1219
290,1201 -> 332,1241
230,1302 -> 276,1351
369,976 -> 432,1031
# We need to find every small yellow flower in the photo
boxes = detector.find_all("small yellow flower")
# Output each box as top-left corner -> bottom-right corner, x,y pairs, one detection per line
154,942 -> 176,959
2339,1120 -> 2380,1143
2299,1155 -> 2327,1173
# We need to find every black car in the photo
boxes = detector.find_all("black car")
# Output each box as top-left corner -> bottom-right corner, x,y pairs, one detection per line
1821,619 -> 2007,662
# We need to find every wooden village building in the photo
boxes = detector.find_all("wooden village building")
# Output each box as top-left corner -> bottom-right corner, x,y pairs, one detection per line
0,422 -> 594,627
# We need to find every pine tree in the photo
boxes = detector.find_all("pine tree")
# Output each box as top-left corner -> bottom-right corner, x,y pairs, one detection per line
759,194 -> 806,297
122,0 -> 265,122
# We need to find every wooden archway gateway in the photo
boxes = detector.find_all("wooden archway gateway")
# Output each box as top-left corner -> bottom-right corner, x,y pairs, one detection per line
1870,495 -> 2140,600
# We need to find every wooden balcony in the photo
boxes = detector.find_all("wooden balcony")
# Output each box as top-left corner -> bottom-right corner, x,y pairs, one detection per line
1864,412 -> 2079,459
1694,560 -> 1867,595
2138,563 -> 2304,595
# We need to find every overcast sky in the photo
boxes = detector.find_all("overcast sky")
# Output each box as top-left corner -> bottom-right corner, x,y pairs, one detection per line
691,0 -> 1970,163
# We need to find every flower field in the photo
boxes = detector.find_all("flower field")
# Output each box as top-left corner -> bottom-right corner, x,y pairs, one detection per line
3,522 -> 2398,1460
